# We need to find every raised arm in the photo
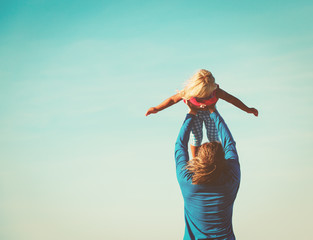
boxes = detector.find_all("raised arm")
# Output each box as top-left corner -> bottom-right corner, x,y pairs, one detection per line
216,88 -> 258,116
174,102 -> 198,175
145,93 -> 182,116
209,108 -> 240,180
209,109 -> 238,161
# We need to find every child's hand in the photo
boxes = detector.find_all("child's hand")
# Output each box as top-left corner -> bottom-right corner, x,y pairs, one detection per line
145,107 -> 159,116
248,108 -> 258,117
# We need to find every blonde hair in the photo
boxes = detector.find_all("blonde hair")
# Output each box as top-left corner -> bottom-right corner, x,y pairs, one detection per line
180,69 -> 217,100
186,142 -> 225,185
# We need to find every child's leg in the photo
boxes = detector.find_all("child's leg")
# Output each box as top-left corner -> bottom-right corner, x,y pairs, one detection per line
190,113 -> 204,158
203,111 -> 220,142
190,145 -> 199,158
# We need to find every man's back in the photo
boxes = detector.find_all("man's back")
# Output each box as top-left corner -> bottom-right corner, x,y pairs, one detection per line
175,111 -> 240,240
178,162 -> 240,239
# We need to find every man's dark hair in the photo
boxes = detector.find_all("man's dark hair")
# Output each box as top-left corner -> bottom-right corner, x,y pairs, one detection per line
186,142 -> 226,184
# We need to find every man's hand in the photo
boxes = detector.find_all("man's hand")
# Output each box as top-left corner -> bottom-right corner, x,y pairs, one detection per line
186,101 -> 216,115
193,103 -> 216,113
206,104 -> 216,114
186,102 -> 206,111
186,100 -> 198,115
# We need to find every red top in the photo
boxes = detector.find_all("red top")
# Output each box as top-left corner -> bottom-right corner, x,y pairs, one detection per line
183,85 -> 219,107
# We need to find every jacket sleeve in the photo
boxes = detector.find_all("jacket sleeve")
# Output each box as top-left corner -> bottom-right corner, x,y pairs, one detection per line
174,114 -> 195,175
210,110 -> 240,180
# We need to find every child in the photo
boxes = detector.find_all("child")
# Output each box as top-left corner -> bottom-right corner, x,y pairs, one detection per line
145,69 -> 258,157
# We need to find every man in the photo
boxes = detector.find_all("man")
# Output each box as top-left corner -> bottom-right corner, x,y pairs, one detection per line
175,103 -> 240,240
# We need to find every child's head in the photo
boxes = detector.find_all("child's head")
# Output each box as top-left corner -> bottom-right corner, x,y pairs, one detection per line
181,69 -> 217,100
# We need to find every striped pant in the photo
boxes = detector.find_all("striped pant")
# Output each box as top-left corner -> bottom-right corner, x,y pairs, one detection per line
190,110 -> 220,146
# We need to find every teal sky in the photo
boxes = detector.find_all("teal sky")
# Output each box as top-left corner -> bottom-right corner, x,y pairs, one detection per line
1,1 -> 313,239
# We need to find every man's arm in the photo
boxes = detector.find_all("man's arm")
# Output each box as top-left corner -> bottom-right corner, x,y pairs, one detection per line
145,93 -> 182,116
209,109 -> 238,161
174,114 -> 195,173
174,103 -> 198,173
209,108 -> 240,180
217,88 -> 258,117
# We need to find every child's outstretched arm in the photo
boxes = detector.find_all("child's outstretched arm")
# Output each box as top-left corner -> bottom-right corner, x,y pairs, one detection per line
145,93 -> 182,116
217,88 -> 258,116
